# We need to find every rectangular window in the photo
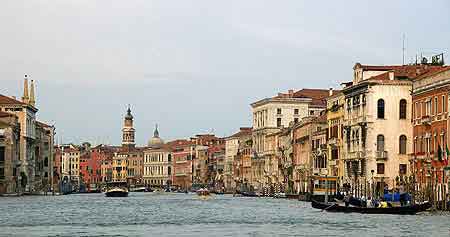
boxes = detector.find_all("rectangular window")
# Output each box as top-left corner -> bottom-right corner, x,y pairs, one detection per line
399,164 -> 407,175
310,110 -> 314,115
435,97 -> 438,114
377,163 -> 385,174
294,109 -> 299,115
277,118 -> 282,127
443,95 -> 446,113
0,147 -> 4,162
277,108 -> 282,115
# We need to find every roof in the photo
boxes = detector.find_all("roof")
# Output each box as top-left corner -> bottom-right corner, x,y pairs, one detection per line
0,94 -> 26,105
36,121 -> 52,128
356,63 -> 450,80
413,66 -> 450,81
225,127 -> 252,139
274,88 -> 338,107
0,111 -> 16,118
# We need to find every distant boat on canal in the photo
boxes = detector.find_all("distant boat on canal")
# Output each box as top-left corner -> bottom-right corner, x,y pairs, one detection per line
105,182 -> 129,197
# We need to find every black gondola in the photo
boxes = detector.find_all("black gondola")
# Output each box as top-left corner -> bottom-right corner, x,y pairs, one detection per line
311,199 -> 431,215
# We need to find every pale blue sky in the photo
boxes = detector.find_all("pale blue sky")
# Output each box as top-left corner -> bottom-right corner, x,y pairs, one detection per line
1,0 -> 449,145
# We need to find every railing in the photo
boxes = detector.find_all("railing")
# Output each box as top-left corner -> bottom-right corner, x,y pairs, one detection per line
421,115 -> 431,125
376,151 -> 388,160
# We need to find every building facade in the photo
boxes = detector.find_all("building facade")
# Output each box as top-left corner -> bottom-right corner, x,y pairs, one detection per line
0,112 -> 21,194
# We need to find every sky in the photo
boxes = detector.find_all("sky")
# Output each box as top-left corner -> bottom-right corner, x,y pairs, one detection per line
1,0 -> 449,146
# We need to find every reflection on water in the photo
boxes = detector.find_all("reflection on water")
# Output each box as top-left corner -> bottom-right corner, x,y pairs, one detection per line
0,193 -> 449,237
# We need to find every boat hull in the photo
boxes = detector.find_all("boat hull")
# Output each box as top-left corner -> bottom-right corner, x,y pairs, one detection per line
311,200 -> 431,215
105,191 -> 129,197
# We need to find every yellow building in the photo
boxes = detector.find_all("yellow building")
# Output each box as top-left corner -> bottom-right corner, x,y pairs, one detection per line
326,91 -> 345,182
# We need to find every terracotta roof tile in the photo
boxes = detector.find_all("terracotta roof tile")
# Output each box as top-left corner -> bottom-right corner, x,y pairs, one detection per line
0,94 -> 25,105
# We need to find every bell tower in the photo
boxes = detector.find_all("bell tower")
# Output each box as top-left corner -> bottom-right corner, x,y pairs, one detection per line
122,105 -> 135,148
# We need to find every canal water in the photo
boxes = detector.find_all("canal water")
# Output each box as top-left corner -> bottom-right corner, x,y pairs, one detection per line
1,193 -> 449,237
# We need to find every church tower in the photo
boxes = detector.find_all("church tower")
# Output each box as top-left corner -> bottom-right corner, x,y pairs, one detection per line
122,105 -> 135,148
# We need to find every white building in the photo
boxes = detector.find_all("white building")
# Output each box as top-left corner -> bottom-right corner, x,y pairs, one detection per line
341,63 -> 428,194
251,89 -> 331,156
143,147 -> 171,187
60,145 -> 80,186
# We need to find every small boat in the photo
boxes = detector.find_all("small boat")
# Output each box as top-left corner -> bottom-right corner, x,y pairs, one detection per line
105,182 -> 129,197
130,186 -> 152,192
196,188 -> 210,196
240,191 -> 261,197
273,192 -> 287,199
311,199 -> 431,215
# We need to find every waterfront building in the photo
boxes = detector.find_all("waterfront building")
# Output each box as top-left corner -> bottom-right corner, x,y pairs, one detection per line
292,116 -> 327,194
206,144 -> 225,190
61,145 -> 81,188
0,76 -> 38,191
168,139 -> 194,189
143,126 -> 171,187
326,91 -> 345,179
101,157 -> 113,183
224,127 -> 252,191
232,131 -> 253,191
193,145 -> 208,185
341,63 -> 443,197
250,89 -> 330,192
35,121 -> 55,192
0,111 -> 21,194
411,66 -> 450,202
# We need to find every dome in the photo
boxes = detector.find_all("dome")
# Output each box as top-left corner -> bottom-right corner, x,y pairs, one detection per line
148,124 -> 164,147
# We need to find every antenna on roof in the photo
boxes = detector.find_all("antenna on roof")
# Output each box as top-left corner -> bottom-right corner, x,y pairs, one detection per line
402,33 -> 406,65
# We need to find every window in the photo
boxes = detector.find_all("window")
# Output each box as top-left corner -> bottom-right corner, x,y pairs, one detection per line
377,99 -> 385,119
377,135 -> 385,152
399,99 -> 407,119
294,109 -> 299,115
310,111 -> 314,115
0,147 -> 4,162
44,157 -> 49,167
399,164 -> 407,175
277,108 -> 282,115
168,154 -> 172,162
399,135 -> 407,154
443,95 -> 446,113
277,118 -> 282,127
294,118 -> 299,124
435,97 -> 438,114
377,163 -> 385,174
415,102 -> 420,118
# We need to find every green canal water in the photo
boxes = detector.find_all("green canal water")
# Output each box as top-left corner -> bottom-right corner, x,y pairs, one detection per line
0,193 -> 449,236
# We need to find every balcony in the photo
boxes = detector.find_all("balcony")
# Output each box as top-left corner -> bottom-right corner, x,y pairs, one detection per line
328,137 -> 338,145
421,116 -> 431,125
376,151 -> 388,160
346,151 -> 365,160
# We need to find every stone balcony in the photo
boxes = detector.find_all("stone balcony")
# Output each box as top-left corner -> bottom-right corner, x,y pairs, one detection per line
345,151 -> 366,160
376,151 -> 388,160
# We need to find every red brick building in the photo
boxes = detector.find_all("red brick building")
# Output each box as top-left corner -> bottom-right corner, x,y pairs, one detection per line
167,139 -> 194,190
411,66 -> 450,201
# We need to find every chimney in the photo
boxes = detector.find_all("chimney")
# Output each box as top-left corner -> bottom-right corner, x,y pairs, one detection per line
388,71 -> 394,80
288,89 -> 294,97
30,80 -> 35,106
329,88 -> 333,96
22,75 -> 29,103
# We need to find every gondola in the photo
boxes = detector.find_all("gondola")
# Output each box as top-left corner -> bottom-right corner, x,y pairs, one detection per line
311,199 -> 431,215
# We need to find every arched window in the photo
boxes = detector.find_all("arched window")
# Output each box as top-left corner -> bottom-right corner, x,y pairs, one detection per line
377,99 -> 385,119
399,99 -> 407,119
377,135 -> 385,152
168,154 -> 172,162
168,166 -> 172,175
399,135 -> 407,154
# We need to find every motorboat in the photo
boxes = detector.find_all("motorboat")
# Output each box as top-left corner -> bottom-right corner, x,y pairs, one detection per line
105,182 -> 129,197
196,188 -> 210,196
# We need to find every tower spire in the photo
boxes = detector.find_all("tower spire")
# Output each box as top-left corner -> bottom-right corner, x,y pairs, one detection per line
22,75 -> 29,103
30,79 -> 36,106
154,124 -> 159,138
